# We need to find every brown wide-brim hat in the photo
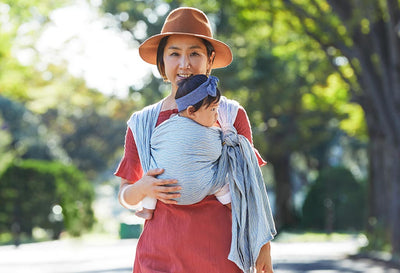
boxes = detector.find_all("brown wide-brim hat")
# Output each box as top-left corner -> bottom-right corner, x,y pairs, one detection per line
139,7 -> 233,69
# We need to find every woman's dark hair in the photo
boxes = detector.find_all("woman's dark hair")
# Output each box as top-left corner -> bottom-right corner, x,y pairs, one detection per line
156,37 -> 216,80
202,39 -> 216,62
175,74 -> 221,112
156,36 -> 170,80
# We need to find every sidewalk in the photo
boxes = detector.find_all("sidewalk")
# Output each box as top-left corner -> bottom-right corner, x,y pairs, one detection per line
0,237 -> 399,273
0,238 -> 136,273
272,240 -> 400,273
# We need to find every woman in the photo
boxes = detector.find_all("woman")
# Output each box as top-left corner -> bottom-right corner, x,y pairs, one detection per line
115,7 -> 275,273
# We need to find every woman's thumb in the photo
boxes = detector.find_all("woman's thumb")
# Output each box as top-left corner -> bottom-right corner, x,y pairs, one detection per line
146,168 -> 164,177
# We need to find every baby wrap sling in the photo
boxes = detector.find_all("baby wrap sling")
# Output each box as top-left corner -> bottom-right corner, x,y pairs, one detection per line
150,114 -> 225,204
128,96 -> 276,273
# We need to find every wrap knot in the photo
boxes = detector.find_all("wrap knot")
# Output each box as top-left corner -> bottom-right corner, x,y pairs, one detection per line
222,127 -> 239,147
206,76 -> 218,96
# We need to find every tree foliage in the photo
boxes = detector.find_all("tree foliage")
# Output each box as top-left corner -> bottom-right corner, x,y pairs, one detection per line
275,0 -> 400,255
0,160 -> 95,239
0,0 -> 70,101
302,166 -> 366,231
42,105 -> 127,179
0,96 -> 66,161
0,0 -> 138,180
0,115 -> 14,173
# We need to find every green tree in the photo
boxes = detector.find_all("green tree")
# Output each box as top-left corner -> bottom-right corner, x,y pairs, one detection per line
1,0 -> 137,180
0,0 -> 70,101
0,160 -> 94,239
0,0 -> 71,165
275,0 -> 400,255
0,96 -> 67,161
42,106 -> 127,179
0,115 -> 14,173
302,166 -> 366,231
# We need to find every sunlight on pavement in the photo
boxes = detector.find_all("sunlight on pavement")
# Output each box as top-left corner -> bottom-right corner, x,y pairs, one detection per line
271,238 -> 400,273
0,239 -> 136,273
0,237 -> 399,273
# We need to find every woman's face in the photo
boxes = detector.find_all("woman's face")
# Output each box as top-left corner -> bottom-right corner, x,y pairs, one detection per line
163,35 -> 214,91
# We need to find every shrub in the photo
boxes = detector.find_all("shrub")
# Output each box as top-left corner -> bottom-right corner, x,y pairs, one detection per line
0,160 -> 94,239
302,166 -> 366,231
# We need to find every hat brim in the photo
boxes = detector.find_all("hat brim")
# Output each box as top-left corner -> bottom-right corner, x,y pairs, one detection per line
139,32 -> 233,69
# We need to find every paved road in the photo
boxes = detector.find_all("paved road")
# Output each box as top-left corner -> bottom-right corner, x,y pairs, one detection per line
272,241 -> 400,273
0,238 -> 399,273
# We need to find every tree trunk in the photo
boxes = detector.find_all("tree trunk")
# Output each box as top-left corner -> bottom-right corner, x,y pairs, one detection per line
281,0 -> 400,254
271,154 -> 296,229
327,0 -> 400,254
391,147 -> 400,254
366,115 -> 400,254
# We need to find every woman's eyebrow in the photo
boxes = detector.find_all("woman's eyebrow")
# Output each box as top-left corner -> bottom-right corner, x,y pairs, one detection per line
167,46 -> 181,50
167,45 -> 203,50
189,45 -> 203,49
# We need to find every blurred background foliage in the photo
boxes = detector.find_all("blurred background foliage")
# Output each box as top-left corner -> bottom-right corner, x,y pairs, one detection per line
302,166 -> 366,231
1,0 -> 399,256
0,160 -> 94,240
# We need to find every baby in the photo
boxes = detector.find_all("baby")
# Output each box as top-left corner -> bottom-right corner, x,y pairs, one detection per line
136,75 -> 231,220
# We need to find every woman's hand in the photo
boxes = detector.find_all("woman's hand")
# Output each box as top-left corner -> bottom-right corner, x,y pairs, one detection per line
255,242 -> 273,273
137,168 -> 181,204
119,168 -> 181,207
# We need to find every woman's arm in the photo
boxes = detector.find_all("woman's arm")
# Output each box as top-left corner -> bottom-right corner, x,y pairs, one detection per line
116,128 -> 181,207
255,242 -> 273,273
234,107 -> 267,166
118,168 -> 181,208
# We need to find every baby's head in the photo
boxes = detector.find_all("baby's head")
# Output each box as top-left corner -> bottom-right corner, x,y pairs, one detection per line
175,75 -> 221,127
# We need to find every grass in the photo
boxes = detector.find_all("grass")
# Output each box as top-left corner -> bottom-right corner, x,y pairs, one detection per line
0,221 -> 120,246
274,230 -> 365,243
0,232 -> 46,246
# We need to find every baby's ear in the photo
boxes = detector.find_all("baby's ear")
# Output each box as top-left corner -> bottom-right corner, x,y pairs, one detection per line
187,105 -> 196,116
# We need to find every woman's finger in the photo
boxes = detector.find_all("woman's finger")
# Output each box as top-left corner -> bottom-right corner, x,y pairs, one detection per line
146,168 -> 165,177
157,191 -> 181,199
156,179 -> 179,186
158,193 -> 180,204
155,185 -> 181,193
159,198 -> 178,204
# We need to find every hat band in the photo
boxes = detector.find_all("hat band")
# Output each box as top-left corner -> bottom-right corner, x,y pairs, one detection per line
176,76 -> 219,112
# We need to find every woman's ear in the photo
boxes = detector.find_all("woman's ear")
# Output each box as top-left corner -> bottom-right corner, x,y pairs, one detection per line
207,51 -> 216,73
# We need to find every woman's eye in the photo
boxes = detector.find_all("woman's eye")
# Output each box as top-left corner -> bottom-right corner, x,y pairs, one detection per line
190,51 -> 200,56
170,52 -> 179,56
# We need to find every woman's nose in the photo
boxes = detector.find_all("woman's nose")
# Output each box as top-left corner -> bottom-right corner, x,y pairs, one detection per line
179,55 -> 190,69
